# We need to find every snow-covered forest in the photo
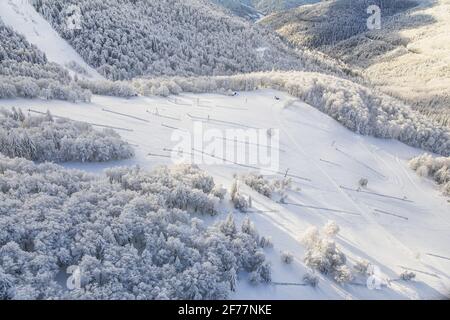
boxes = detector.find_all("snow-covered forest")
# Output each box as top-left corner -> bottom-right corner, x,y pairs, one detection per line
212,0 -> 262,20
251,0 -> 319,14
133,72 -> 450,156
0,108 -> 134,162
0,18 -> 91,102
31,0 -> 311,80
212,0 -> 319,19
0,156 -> 271,299
409,154 -> 450,196
76,79 -> 137,98
261,0 -> 418,48
0,0 -> 449,301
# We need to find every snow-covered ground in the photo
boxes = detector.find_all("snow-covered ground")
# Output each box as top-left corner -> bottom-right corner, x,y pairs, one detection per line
0,0 -> 102,79
1,89 -> 448,300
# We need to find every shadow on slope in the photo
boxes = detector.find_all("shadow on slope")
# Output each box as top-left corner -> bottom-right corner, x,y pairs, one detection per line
261,0 -> 449,127
262,0 -> 434,48
328,11 -> 436,67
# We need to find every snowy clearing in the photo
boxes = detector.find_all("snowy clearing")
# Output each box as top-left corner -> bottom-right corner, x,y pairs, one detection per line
0,89 -> 449,300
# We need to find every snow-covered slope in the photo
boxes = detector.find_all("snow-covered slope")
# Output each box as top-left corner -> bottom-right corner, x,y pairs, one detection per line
260,0 -> 450,127
1,90 -> 448,299
0,0 -> 102,79
0,0 -> 448,301
28,0 -> 314,80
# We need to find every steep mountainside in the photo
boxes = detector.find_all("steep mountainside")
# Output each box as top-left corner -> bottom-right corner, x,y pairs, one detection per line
261,0 -> 419,48
252,0 -> 320,14
30,0 -> 323,80
0,17 -> 90,101
212,0 -> 319,19
260,0 -> 450,127
211,0 -> 263,19
1,0 -> 102,80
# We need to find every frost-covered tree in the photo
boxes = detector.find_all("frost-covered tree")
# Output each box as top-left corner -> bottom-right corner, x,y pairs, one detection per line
0,108 -> 134,162
323,220 -> 340,237
230,180 -> 249,212
0,156 -> 271,299
280,251 -> 294,264
353,259 -> 371,275
65,61 -> 88,76
400,271 -> 416,281
358,178 -> 369,188
259,236 -> 273,249
302,272 -> 319,287
241,172 -> 293,203
242,172 -> 273,198
301,224 -> 353,283
211,184 -> 227,200
105,164 -> 219,215
77,79 -> 138,98
409,154 -> 450,196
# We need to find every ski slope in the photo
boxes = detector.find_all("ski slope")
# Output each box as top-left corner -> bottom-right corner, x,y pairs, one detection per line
1,90 -> 448,300
0,0 -> 102,79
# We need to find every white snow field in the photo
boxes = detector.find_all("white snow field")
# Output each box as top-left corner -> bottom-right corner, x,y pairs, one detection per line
1,89 -> 449,300
0,0 -> 102,79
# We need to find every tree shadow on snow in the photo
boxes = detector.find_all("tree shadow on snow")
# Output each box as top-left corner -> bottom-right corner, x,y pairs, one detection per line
337,234 -> 448,299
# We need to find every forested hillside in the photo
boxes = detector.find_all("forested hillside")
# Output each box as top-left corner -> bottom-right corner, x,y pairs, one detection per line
252,0 -> 319,14
0,107 -> 134,163
260,0 -> 450,127
261,0 -> 418,48
31,0 -> 314,80
211,0 -> 262,19
0,18 -> 90,101
212,0 -> 319,18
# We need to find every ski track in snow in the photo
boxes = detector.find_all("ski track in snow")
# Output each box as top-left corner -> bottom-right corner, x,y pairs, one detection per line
0,89 -> 449,300
271,101 -> 442,299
